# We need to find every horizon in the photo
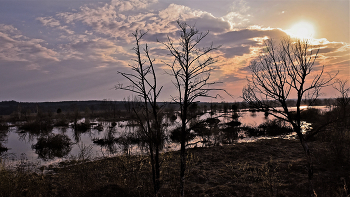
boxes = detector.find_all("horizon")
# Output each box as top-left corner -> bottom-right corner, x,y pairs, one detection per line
1,97 -> 339,104
1,0 -> 349,102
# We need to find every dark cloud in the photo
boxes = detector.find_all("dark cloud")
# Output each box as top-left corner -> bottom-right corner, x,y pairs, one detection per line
221,75 -> 246,84
214,28 -> 288,47
185,13 -> 231,33
220,46 -> 250,58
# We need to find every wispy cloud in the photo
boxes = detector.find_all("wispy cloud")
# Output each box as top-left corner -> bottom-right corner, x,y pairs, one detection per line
0,24 -> 58,71
0,0 -> 348,101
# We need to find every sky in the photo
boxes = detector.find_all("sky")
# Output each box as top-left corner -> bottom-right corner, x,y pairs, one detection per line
0,0 -> 349,102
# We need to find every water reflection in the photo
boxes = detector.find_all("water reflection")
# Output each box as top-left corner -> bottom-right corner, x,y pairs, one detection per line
0,106 -> 329,165
93,127 -> 119,154
0,129 -> 8,154
17,131 -> 37,143
31,134 -> 72,161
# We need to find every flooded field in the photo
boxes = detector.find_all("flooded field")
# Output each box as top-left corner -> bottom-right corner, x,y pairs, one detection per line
0,106 -> 328,166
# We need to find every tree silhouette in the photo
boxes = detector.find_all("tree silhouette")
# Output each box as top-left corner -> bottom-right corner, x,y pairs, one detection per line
116,30 -> 164,196
162,21 -> 223,196
242,38 -> 336,195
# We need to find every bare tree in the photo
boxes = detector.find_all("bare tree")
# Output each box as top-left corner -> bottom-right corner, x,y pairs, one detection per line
116,30 -> 164,196
242,38 -> 336,195
162,21 -> 222,197
305,79 -> 350,140
333,79 -> 350,117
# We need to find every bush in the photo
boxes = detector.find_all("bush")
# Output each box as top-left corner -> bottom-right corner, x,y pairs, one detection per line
0,143 -> 8,153
54,119 -> 69,127
0,124 -> 8,131
170,127 -> 196,143
242,126 -> 265,137
73,122 -> 90,132
258,119 -> 293,136
299,108 -> 322,123
19,120 -> 53,134
32,134 -> 72,160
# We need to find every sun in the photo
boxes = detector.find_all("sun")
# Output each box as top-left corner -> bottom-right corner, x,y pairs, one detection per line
286,21 -> 315,39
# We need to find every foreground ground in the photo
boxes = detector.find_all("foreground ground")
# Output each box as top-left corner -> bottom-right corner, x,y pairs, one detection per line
1,138 -> 349,197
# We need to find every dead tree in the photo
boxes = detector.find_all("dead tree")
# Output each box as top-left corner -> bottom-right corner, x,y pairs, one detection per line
333,79 -> 350,117
162,21 -> 221,197
242,38 -> 336,196
116,30 -> 163,196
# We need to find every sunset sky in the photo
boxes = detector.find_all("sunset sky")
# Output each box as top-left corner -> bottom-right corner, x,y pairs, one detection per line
0,0 -> 349,102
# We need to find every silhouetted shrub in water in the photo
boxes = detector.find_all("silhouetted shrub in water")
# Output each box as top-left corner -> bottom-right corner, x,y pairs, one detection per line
54,119 -> 69,127
205,118 -> 220,125
170,114 -> 177,122
221,127 -> 239,144
0,124 -> 8,131
226,120 -> 242,127
93,136 -> 119,154
73,122 -> 90,132
32,134 -> 72,160
117,134 -> 142,145
0,129 -> 8,143
0,143 -> 8,153
232,112 -> 240,120
299,108 -> 322,123
192,122 -> 211,139
93,124 -> 104,131
19,120 -> 53,134
242,126 -> 265,137
221,120 -> 242,143
258,119 -> 293,136
93,137 -> 118,146
170,127 -> 196,143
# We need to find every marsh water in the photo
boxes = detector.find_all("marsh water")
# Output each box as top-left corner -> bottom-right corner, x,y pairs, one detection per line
0,106 -> 329,166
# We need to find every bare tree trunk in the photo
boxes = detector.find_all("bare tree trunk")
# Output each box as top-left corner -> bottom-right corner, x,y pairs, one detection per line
180,103 -> 187,197
149,145 -> 157,195
295,127 -> 315,196
155,145 -> 160,195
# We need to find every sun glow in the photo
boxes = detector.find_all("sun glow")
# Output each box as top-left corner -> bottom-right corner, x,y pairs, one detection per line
286,21 -> 315,39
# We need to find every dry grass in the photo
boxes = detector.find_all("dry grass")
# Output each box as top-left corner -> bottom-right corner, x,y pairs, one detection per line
1,139 -> 349,197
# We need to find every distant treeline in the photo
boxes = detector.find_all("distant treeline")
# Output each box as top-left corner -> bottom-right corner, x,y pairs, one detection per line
0,98 -> 336,116
0,100 -> 127,116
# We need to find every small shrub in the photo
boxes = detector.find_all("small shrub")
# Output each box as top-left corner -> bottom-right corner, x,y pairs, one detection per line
170,127 -> 196,143
299,108 -> 322,123
73,122 -> 90,132
32,134 -> 72,160
19,120 -> 53,133
54,119 -> 69,127
242,126 -> 265,137
0,143 -> 8,153
258,119 -> 293,136
0,124 -> 8,131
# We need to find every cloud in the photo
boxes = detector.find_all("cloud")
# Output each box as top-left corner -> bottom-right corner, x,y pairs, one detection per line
37,17 -> 74,34
0,0 -> 348,102
0,24 -> 59,70
110,0 -> 158,11
56,2 -> 232,43
61,38 -> 133,66
34,0 -> 350,80
0,24 -> 20,34
220,46 -> 251,58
